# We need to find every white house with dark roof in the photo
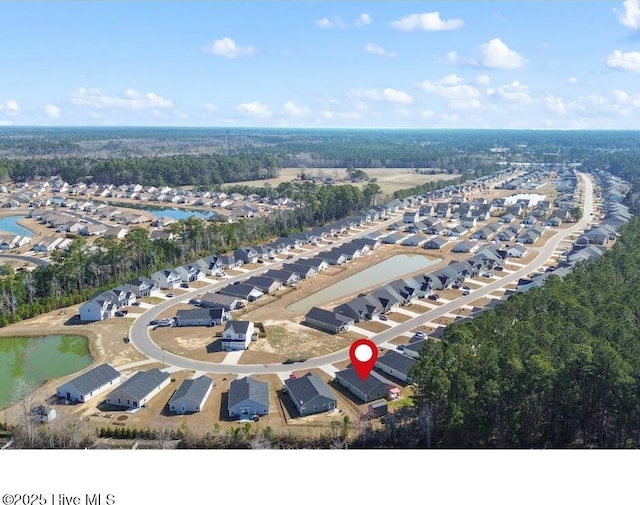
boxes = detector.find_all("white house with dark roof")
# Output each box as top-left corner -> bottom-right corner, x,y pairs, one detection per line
56,363 -> 121,403
175,307 -> 227,327
105,369 -> 171,409
169,375 -> 213,414
221,320 -> 255,351
284,373 -> 338,417
79,297 -> 117,322
228,376 -> 270,420
199,292 -> 244,311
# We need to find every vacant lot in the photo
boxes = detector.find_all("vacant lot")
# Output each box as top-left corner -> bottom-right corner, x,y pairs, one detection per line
223,167 -> 459,197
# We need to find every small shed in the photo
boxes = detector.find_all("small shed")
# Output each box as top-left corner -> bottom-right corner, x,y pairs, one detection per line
368,400 -> 388,419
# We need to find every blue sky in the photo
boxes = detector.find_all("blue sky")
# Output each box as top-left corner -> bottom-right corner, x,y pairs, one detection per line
2,1 -> 640,129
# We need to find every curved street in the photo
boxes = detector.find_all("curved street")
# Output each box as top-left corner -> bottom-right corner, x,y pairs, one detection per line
128,173 -> 594,375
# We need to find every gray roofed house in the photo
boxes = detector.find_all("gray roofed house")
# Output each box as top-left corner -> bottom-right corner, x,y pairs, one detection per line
316,250 -> 348,265
199,292 -> 244,311
244,276 -> 282,293
335,368 -> 392,403
284,373 -> 338,417
296,257 -> 329,272
106,369 -> 171,408
280,262 -> 317,279
335,295 -> 382,322
56,363 -> 121,403
423,236 -> 448,250
175,307 -> 227,326
262,269 -> 301,286
220,283 -> 264,301
374,351 -> 416,383
304,307 -> 354,334
386,278 -> 421,304
228,376 -> 270,420
169,375 -> 214,414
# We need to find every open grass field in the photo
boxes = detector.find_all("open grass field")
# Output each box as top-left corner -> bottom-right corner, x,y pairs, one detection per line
223,167 -> 459,196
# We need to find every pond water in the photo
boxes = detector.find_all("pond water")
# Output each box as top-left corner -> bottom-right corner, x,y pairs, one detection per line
124,204 -> 217,221
0,335 -> 92,409
287,253 -> 442,313
0,215 -> 34,237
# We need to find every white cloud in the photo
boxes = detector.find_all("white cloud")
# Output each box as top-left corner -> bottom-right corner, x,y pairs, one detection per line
390,12 -> 464,31
365,43 -> 396,57
44,105 -> 61,118
481,38 -> 526,69
545,96 -> 567,115
0,120 -> 12,126
203,37 -> 255,58
487,81 -> 531,102
446,51 -> 459,63
283,101 -> 310,117
237,101 -> 272,118
356,13 -> 371,26
315,17 -> 345,29
606,49 -> 640,73
0,100 -> 19,115
71,88 -> 174,110
349,88 -> 413,104
202,103 -> 218,113
419,74 -> 482,111
568,76 -> 578,85
476,75 -> 491,86
613,89 -> 629,103
421,110 -> 435,119
615,0 -> 640,28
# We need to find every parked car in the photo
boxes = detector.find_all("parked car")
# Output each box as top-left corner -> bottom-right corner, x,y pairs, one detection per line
257,259 -> 264,263
379,315 -> 389,321
215,271 -> 226,277
494,266 -> 504,271
166,292 -> 175,298
132,301 -> 141,306
397,344 -> 406,351
462,285 -> 471,291
413,331 -> 426,339
482,271 -> 492,278
427,294 -> 440,300
180,282 -> 189,288
287,254 -> 294,259
115,311 -> 126,317
462,290 -> 470,296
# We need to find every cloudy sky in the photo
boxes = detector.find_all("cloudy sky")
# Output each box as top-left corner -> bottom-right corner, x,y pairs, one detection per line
2,1 -> 640,129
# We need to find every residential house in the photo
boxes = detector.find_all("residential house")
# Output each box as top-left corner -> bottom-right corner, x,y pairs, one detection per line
374,351 -> 416,383
262,269 -> 300,286
234,246 -> 258,265
105,369 -> 171,409
452,240 -> 479,254
244,276 -> 282,294
334,295 -> 381,322
284,373 -> 338,417
56,363 -> 121,403
506,244 -> 528,258
381,232 -> 405,245
169,376 -> 213,414
335,368 -> 392,403
402,211 -> 419,223
228,377 -> 270,420
151,269 -> 181,290
402,235 -> 426,247
316,250 -> 348,266
423,237 -> 448,250
221,320 -> 255,351
219,283 -> 264,302
303,307 -> 354,334
195,255 -> 224,275
175,307 -> 227,327
123,277 -> 160,298
79,297 -> 117,322
296,257 -> 329,272
175,264 -> 205,283
199,292 -> 244,311
280,262 -> 317,280
386,278 -> 421,304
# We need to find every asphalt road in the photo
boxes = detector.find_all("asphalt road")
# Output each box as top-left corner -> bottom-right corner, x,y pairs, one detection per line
128,172 -> 592,375
0,252 -> 50,266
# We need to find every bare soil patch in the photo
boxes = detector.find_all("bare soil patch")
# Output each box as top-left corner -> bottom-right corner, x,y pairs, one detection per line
386,311 -> 411,323
403,303 -> 430,314
357,320 -> 391,333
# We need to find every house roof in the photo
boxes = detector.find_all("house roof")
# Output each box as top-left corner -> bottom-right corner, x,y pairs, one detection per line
200,292 -> 240,306
112,369 -> 170,400
376,351 -> 416,377
228,376 -> 269,409
224,320 -> 253,334
335,368 -> 391,396
305,307 -> 354,326
262,269 -> 300,282
60,363 -> 121,396
285,373 -> 337,407
170,376 -> 213,406
175,307 -> 224,321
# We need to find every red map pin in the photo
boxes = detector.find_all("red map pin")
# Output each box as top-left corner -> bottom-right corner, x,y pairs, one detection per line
349,339 -> 378,380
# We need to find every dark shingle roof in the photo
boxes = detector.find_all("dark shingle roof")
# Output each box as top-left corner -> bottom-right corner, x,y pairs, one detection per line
112,369 -> 170,400
305,307 -> 354,326
376,351 -> 416,376
170,376 -> 213,406
224,320 -> 253,334
285,373 -> 337,407
335,368 -> 391,396
228,376 -> 269,409
60,363 -> 120,396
